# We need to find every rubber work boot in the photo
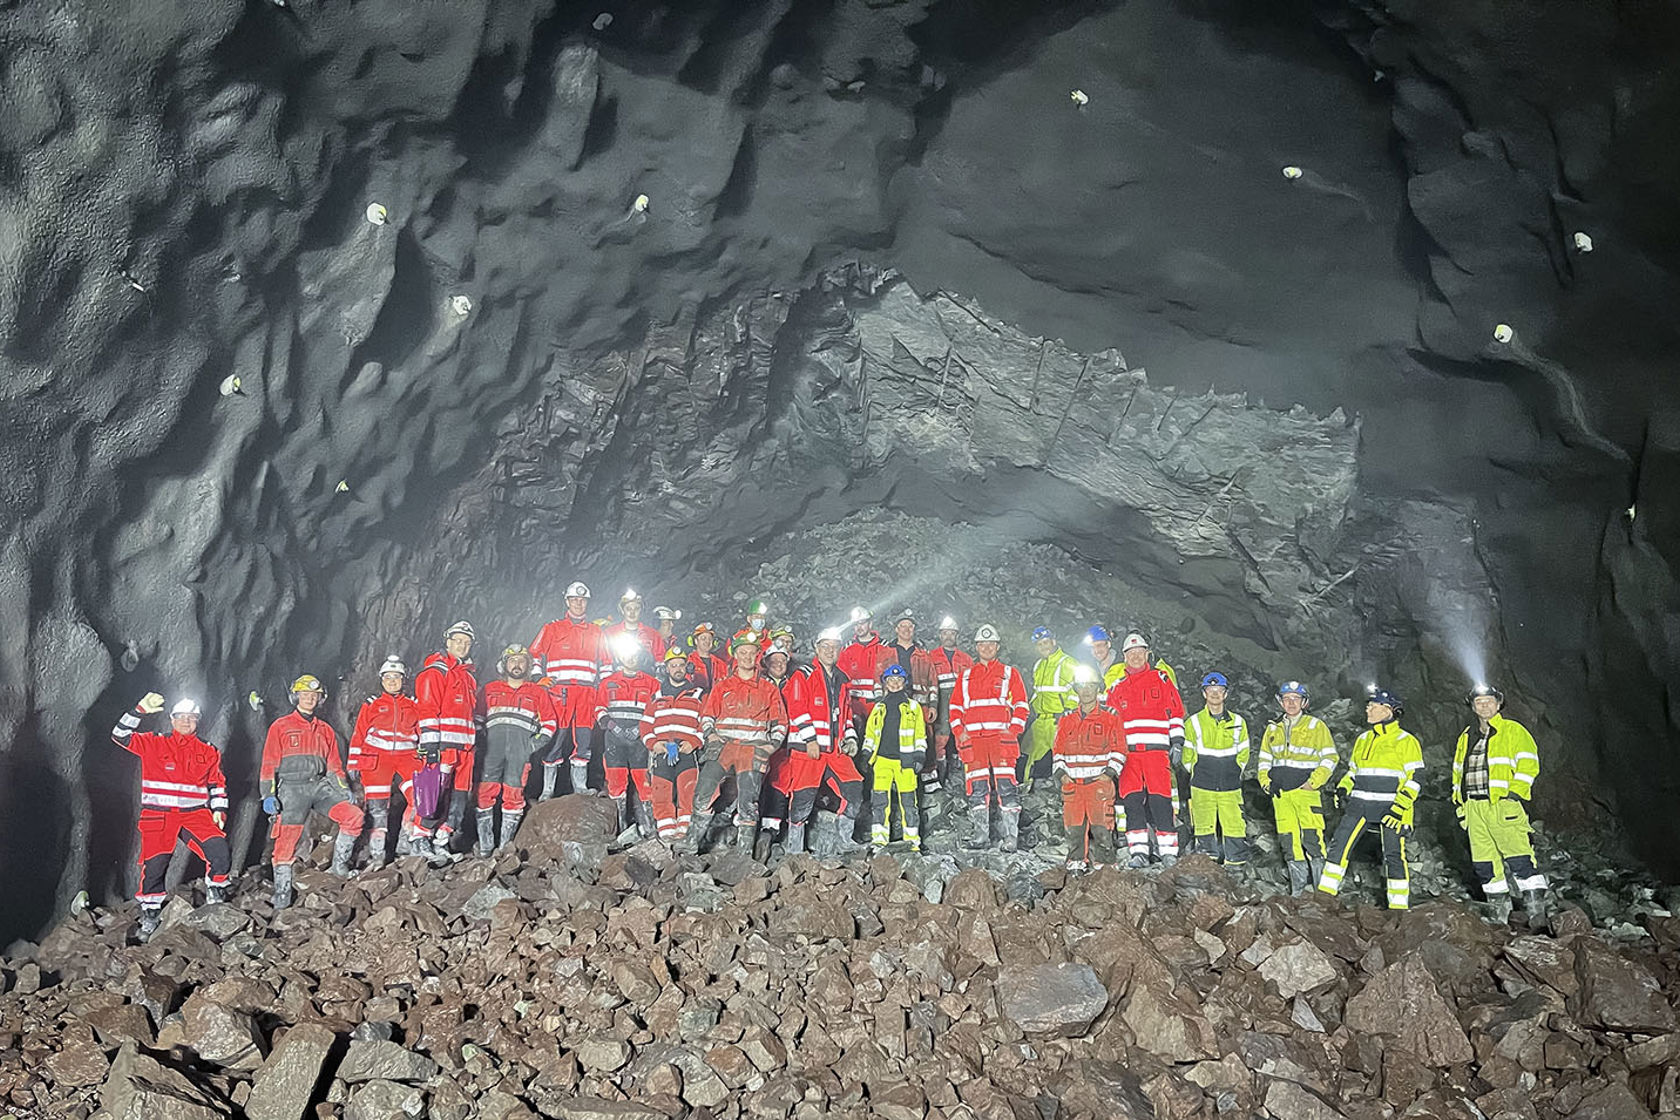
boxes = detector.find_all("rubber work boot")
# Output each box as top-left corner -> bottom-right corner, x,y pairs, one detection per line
393,829 -> 413,858
425,833 -> 453,867
476,809 -> 497,857
206,884 -> 229,905
271,865 -> 295,910
785,822 -> 807,855
735,822 -> 756,852
753,829 -> 775,862
998,811 -> 1020,854
684,812 -> 712,854
1128,853 -> 1150,870
611,796 -> 629,835
329,831 -> 357,876
1308,857 -> 1326,888
499,810 -> 523,850
1286,860 -> 1311,895
367,827 -> 389,869
569,758 -> 591,796
966,804 -> 991,849
1522,889 -> 1552,935
136,905 -> 162,941
540,764 -> 561,801
1159,851 -> 1178,868
634,799 -> 655,839
833,812 -> 865,854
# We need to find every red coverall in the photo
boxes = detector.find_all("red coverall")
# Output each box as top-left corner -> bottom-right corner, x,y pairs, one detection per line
415,650 -> 480,842
530,615 -> 607,783
757,671 -> 804,833
696,674 -> 788,824
348,690 -> 422,848
261,711 -> 362,867
112,706 -> 231,906
602,620 -> 667,662
837,633 -> 882,734
1053,706 -> 1126,865
926,645 -> 974,785
1106,667 -> 1187,859
949,659 -> 1030,815
477,680 -> 557,811
777,661 -> 865,827
639,685 -> 706,838
595,669 -> 661,801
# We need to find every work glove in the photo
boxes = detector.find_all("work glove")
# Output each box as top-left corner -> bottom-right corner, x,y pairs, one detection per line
1267,783 -> 1284,800
1168,738 -> 1184,770
1331,788 -> 1347,811
706,733 -> 725,753
138,692 -> 165,715
212,811 -> 227,830
666,741 -> 681,764
1455,803 -> 1468,828
906,751 -> 925,774
262,796 -> 280,817
421,742 -> 442,764
1381,811 -> 1412,837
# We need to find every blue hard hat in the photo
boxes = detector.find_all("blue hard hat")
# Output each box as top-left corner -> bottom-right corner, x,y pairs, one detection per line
1277,680 -> 1308,698
1201,672 -> 1229,689
1085,625 -> 1112,644
1365,684 -> 1403,712
881,664 -> 909,681
1031,626 -> 1054,641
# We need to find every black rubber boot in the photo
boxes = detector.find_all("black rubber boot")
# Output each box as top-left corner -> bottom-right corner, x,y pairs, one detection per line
136,905 -> 162,941
271,865 -> 295,910
499,810 -> 523,850
330,831 -> 357,877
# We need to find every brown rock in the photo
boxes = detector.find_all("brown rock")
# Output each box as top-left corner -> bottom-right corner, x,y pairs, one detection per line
547,1100 -> 666,1120
248,1023 -> 337,1120
943,869 -> 1001,910
1344,954 -> 1474,1067
43,1026 -> 109,1089
344,1079 -> 426,1120
82,1002 -> 155,1048
181,994 -> 265,1068
995,962 -> 1109,1037
576,1038 -> 632,1073
93,1042 -> 230,1119
873,1079 -> 927,1120
520,795 -> 619,855
1566,1082 -> 1656,1120
1625,1033 -> 1680,1072
338,1039 -> 440,1083
1120,982 -> 1217,1062
1502,936 -> 1578,996
1570,939 -> 1677,1033
1258,940 -> 1339,998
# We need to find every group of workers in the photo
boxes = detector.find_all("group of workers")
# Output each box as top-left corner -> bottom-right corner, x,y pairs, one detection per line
109,585 -> 1552,939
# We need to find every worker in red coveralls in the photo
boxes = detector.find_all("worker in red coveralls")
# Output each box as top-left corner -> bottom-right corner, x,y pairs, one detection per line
949,624 -> 1030,852
475,645 -> 556,854
602,587 -> 667,661
754,630 -> 804,860
778,627 -> 867,856
640,648 -> 706,842
112,693 -> 231,940
348,655 -> 422,869
261,675 -> 364,909
689,632 -> 788,856
686,623 -> 730,693
924,616 -> 973,800
595,635 -> 662,836
414,621 -> 481,862
652,606 -> 683,648
1105,632 -> 1187,867
837,606 -> 882,740
530,581 -> 607,798
1053,669 -> 1126,871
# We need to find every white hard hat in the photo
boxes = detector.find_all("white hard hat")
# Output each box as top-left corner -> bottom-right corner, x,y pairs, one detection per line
849,606 -> 872,623
378,655 -> 408,678
171,699 -> 202,717
816,627 -> 844,644
621,587 -> 641,603
939,615 -> 958,631
974,624 -> 1001,643
1072,665 -> 1100,687
566,581 -> 592,598
654,606 -> 681,621
444,620 -> 476,640
1122,632 -> 1149,653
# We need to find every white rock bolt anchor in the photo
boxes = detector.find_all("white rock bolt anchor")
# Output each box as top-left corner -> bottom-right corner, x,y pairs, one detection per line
1281,166 -> 1304,180
1069,89 -> 1089,107
365,203 -> 389,226
1492,324 -> 1514,344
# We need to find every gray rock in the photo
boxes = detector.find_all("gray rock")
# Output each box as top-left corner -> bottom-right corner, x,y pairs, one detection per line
181,996 -> 264,1068
575,1038 -> 631,1073
1265,1080 -> 1348,1120
461,883 -> 518,923
996,961 -> 1109,1037
1566,1082 -> 1655,1120
344,1079 -> 426,1120
183,903 -> 253,941
1259,940 -> 1339,998
338,1040 -> 440,1084
545,1100 -> 665,1120
247,1022 -> 336,1120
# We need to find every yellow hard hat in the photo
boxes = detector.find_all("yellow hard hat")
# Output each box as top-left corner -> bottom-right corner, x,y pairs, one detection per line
290,674 -> 325,694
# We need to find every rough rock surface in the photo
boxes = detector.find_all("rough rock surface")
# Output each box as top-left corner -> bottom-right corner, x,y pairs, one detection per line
0,0 -> 1676,955
1,846 -> 1677,1119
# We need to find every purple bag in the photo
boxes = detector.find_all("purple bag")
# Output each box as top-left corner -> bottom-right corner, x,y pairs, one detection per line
411,763 -> 447,819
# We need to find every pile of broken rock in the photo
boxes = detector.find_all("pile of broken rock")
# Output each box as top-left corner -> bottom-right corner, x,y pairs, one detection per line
1,795 -> 1677,1120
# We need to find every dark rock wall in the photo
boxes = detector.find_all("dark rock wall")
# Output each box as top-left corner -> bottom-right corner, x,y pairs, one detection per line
0,0 -> 1675,939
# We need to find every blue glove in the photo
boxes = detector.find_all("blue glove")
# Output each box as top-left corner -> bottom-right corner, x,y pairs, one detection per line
262,796 -> 279,817
666,741 -> 680,764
